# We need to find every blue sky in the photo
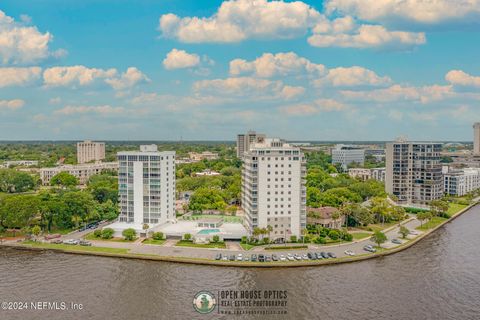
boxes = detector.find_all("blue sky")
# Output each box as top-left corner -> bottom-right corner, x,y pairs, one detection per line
0,0 -> 479,141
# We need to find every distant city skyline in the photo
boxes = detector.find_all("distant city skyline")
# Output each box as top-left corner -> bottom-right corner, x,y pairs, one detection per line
0,0 -> 479,141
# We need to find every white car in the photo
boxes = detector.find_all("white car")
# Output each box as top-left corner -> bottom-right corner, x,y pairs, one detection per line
302,254 -> 309,260
280,255 -> 286,261
409,230 -> 419,235
287,254 -> 295,261
63,239 -> 79,245
222,256 -> 228,261
344,250 -> 355,256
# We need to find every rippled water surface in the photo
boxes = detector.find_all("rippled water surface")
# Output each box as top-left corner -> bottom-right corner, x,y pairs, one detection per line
1,206 -> 480,320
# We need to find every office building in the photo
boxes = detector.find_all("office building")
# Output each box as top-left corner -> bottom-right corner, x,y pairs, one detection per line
331,144 -> 365,171
386,141 -> 443,205
443,167 -> 480,196
348,167 -> 386,182
77,140 -> 105,164
115,145 -> 175,234
242,138 -> 306,240
474,123 -> 480,155
236,131 -> 266,158
40,162 -> 119,185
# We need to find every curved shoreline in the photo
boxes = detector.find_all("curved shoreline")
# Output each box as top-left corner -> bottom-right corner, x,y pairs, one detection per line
2,202 -> 477,268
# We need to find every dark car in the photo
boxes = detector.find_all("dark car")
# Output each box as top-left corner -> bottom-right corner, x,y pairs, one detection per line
215,253 -> 222,260
321,252 -> 329,259
271,254 -> 278,261
229,255 -> 235,261
307,252 -> 314,260
258,254 -> 265,262
251,254 -> 257,262
328,252 -> 336,258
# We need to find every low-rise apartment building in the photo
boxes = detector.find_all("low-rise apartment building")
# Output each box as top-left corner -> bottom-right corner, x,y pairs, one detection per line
40,162 -> 118,185
443,167 -> 480,196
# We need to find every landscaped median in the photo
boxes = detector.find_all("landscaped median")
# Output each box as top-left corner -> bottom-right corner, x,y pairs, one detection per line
1,201 -> 477,268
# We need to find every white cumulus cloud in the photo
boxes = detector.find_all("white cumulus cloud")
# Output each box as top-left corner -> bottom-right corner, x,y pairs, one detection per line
0,67 -> 41,87
0,99 -> 25,110
163,49 -> 201,70
105,67 -> 149,90
229,52 -> 325,77
445,70 -> 480,88
0,10 -> 64,64
158,0 -> 321,43
314,66 -> 392,87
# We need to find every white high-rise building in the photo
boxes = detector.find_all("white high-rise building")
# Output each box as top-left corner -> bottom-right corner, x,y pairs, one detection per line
242,138 -> 306,240
331,144 -> 365,171
115,145 -> 175,233
236,131 -> 266,158
386,141 -> 443,205
77,140 -> 105,164
444,167 -> 480,196
474,123 -> 480,155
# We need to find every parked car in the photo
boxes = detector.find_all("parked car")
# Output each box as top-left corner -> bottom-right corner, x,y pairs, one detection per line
363,245 -> 376,253
280,255 -> 287,261
63,239 -> 79,245
222,256 -> 228,261
50,239 -> 63,244
251,254 -> 257,262
243,256 -> 250,262
344,250 -> 355,256
315,252 -> 323,259
321,252 -> 329,259
391,238 -> 402,244
258,254 -> 265,262
328,252 -> 336,258
265,255 -> 271,262
272,254 -> 278,261
409,230 -> 419,235
307,252 -> 314,260
229,255 -> 235,261
287,254 -> 295,261
302,254 -> 309,260
215,253 -> 222,260
294,254 -> 301,260
79,240 -> 91,246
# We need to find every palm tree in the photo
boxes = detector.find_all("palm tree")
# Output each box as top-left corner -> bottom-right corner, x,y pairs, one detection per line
143,223 -> 150,238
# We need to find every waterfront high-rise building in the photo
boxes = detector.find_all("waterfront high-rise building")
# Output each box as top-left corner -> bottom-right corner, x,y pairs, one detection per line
386,141 -> 443,205
331,144 -> 365,171
236,131 -> 266,158
77,140 -> 105,164
474,123 -> 480,155
242,138 -> 306,240
117,145 -> 175,226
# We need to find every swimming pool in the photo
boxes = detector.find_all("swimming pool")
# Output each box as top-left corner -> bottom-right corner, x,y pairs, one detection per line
197,229 -> 220,235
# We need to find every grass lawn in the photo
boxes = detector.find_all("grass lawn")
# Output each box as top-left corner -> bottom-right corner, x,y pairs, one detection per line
240,243 -> 255,250
186,214 -> 243,223
365,222 -> 398,233
23,240 -> 129,254
142,239 -> 166,245
85,232 -> 137,243
416,216 -> 448,231
351,232 -> 372,240
175,240 -> 226,249
447,203 -> 467,216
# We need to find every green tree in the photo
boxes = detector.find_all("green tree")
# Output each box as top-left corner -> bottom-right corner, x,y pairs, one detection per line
101,228 -> 114,239
399,226 -> 410,239
50,172 -> 79,188
31,225 -> 41,239
152,232 -> 164,240
0,194 -> 39,230
328,230 -> 340,241
417,211 -> 432,227
370,231 -> 387,248
183,233 -> 192,241
430,199 -> 449,216
0,169 -> 36,193
212,235 -> 220,243
122,228 -> 136,241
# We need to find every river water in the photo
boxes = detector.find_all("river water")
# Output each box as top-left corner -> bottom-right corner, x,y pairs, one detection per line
1,205 -> 480,320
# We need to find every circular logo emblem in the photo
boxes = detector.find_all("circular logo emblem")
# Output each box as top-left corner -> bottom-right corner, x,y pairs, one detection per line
193,291 -> 216,314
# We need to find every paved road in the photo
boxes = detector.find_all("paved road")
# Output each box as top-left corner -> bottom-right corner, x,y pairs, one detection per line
54,218 -> 424,261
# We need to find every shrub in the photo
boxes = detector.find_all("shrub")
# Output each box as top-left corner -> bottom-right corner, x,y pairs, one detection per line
262,237 -> 270,244
122,228 -> 136,241
101,228 -> 114,239
183,233 -> 192,241
212,235 -> 220,243
93,229 -> 102,238
343,233 -> 353,241
328,230 -> 340,241
241,236 -> 247,244
314,236 -> 327,244
152,232 -> 164,240
290,235 -> 297,243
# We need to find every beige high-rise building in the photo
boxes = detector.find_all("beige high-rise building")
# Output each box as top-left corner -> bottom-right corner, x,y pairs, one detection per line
474,123 -> 480,155
236,131 -> 266,158
242,138 -> 306,241
385,141 -> 443,205
77,140 -> 105,164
